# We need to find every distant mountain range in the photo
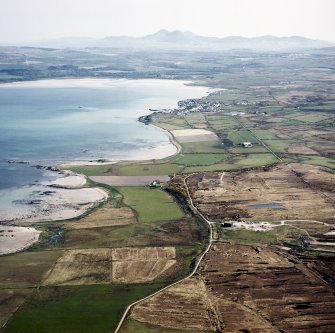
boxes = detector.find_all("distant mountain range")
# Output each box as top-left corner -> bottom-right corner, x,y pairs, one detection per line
28,30 -> 335,51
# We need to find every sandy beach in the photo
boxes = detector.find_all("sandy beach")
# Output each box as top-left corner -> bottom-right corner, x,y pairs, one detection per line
0,78 -> 210,255
0,226 -> 41,255
24,173 -> 108,222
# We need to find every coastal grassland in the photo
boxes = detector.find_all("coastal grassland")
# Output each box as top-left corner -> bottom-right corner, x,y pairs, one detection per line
0,251 -> 62,289
110,163 -> 182,176
151,114 -> 191,130
182,153 -> 278,173
180,141 -> 224,153
2,284 -> 165,333
167,153 -> 226,166
67,162 -> 183,177
185,112 -> 208,128
0,289 -> 33,328
120,319 -> 210,333
117,187 -> 184,223
207,114 -> 240,130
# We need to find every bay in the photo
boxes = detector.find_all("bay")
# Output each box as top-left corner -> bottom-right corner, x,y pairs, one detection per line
0,78 -> 209,221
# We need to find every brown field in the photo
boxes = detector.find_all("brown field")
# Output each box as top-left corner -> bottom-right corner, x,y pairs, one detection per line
131,278 -> 215,331
288,143 -> 319,155
112,247 -> 176,283
131,244 -> 335,333
42,248 -> 111,286
171,129 -> 218,143
188,163 -> 335,223
43,247 -> 176,285
67,205 -> 136,229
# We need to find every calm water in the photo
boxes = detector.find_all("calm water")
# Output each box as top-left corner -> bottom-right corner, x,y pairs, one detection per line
0,78 -> 209,221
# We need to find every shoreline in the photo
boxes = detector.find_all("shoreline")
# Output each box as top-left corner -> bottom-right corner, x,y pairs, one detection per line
0,77 -> 209,255
0,121 -> 179,255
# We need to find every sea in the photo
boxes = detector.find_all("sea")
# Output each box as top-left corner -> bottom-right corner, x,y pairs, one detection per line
0,78 -> 209,221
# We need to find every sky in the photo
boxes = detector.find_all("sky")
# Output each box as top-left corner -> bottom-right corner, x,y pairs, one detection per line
0,0 -> 334,44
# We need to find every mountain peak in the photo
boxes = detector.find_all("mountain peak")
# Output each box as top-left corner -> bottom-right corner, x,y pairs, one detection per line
145,29 -> 198,42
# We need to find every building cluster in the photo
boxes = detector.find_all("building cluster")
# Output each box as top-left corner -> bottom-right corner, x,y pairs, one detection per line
176,98 -> 225,114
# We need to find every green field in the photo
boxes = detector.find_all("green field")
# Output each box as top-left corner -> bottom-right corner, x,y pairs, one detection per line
297,155 -> 335,170
3,284 -> 164,333
228,130 -> 259,145
183,153 -> 278,173
180,141 -> 224,153
117,187 -> 184,223
68,162 -> 183,177
168,153 -> 226,166
262,139 -> 295,153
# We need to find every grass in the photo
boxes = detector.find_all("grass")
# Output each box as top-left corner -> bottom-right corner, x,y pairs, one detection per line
180,141 -> 224,153
207,115 -> 240,130
230,153 -> 279,168
67,163 -> 182,177
252,129 -> 278,140
220,228 -> 282,244
120,319 -> 210,333
3,284 -> 165,333
52,226 -> 134,249
297,155 -> 335,170
290,113 -> 331,123
182,153 -> 278,173
262,139 -> 295,153
228,130 -> 259,145
0,251 -> 62,289
112,163 -> 182,176
152,115 -> 190,131
0,289 -> 33,328
228,146 -> 269,154
168,153 -> 226,166
117,187 -> 184,223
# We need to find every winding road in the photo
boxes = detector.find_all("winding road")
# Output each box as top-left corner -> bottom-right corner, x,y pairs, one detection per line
114,174 -> 213,333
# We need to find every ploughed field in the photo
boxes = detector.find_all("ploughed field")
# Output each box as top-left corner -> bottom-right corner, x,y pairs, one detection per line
43,247 -> 176,285
130,244 -> 335,333
187,163 -> 335,223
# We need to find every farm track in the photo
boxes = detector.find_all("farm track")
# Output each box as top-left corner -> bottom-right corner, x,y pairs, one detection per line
114,174 -> 213,333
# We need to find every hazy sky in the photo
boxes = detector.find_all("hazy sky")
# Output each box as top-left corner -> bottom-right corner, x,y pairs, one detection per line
1,0 -> 334,43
